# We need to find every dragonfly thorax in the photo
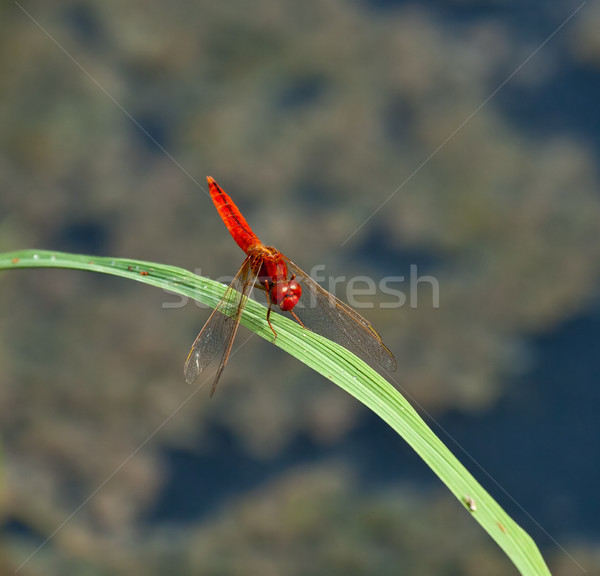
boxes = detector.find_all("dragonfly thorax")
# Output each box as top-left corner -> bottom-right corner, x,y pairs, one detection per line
254,249 -> 302,312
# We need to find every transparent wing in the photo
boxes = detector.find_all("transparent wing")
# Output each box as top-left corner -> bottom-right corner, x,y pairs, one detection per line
184,257 -> 258,395
284,257 -> 397,372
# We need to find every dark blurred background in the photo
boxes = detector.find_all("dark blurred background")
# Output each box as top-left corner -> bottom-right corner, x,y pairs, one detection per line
1,1 -> 600,574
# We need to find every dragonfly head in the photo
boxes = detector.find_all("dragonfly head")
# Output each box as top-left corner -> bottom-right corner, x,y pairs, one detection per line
270,276 -> 302,311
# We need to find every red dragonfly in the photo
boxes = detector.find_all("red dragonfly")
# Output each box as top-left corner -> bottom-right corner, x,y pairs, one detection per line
185,177 -> 397,395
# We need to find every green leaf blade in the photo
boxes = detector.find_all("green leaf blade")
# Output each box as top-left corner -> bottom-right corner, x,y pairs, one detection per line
0,249 -> 551,575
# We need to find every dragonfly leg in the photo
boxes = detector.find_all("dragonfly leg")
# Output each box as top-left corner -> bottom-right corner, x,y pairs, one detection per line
266,303 -> 278,341
262,280 -> 278,341
290,309 -> 306,329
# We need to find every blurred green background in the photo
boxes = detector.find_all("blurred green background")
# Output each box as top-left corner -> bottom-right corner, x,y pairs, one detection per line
2,1 -> 600,574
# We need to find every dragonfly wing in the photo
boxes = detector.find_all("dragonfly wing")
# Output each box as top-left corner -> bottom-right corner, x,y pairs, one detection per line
285,258 -> 397,372
184,257 -> 259,395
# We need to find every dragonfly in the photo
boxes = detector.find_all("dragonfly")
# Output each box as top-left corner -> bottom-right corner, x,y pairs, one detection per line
184,176 -> 397,395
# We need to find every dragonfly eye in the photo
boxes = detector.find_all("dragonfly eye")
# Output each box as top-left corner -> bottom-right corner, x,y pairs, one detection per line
271,279 -> 302,311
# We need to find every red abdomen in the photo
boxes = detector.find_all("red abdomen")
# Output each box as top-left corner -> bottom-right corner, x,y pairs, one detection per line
208,177 -> 260,254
